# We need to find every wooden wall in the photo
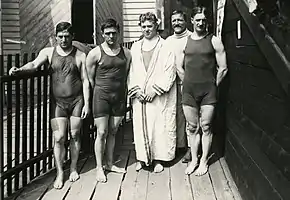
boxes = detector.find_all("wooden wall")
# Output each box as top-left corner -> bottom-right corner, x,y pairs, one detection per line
1,0 -> 21,55
221,0 -> 290,199
95,0 -> 123,44
122,0 -> 156,42
19,0 -> 72,54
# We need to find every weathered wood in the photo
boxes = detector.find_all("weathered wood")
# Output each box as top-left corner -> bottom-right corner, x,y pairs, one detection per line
226,109 -> 290,199
189,168 -> 216,200
232,0 -> 290,96
219,157 -> 243,200
119,151 -> 138,200
92,151 -> 130,200
65,156 -> 97,200
41,157 -> 88,200
208,156 -> 235,200
147,167 -> 171,200
170,160 -> 193,200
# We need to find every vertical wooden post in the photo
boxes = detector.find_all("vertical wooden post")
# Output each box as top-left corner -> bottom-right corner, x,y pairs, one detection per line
0,0 -> 2,55
93,0 -> 97,45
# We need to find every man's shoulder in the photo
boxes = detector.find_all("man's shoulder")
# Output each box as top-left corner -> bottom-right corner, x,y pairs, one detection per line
41,47 -> 54,54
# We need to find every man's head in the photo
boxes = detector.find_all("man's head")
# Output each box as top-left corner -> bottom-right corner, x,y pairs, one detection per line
191,6 -> 209,34
171,10 -> 187,34
55,22 -> 74,49
101,19 -> 120,46
139,12 -> 159,40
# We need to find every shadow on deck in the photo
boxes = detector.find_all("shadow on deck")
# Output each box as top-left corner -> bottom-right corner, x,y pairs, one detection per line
5,122 -> 242,200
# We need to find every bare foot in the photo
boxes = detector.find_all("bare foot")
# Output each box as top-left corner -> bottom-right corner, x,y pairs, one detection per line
96,168 -> 107,183
194,160 -> 208,176
105,165 -> 126,174
185,161 -> 199,175
69,171 -> 80,182
153,163 -> 164,173
53,173 -> 64,189
135,161 -> 143,171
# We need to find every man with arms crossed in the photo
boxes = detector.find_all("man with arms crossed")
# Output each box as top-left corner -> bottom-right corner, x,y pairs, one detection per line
182,6 -> 228,176
165,10 -> 192,163
86,19 -> 131,183
9,22 -> 90,188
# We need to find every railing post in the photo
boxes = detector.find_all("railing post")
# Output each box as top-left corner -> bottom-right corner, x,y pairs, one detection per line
0,74 -> 4,200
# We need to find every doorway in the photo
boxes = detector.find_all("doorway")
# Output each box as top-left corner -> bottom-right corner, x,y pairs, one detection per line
72,0 -> 93,44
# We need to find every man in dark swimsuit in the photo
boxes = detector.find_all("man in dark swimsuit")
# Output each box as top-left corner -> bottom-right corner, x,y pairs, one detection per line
86,19 -> 131,183
9,22 -> 90,189
181,6 -> 228,176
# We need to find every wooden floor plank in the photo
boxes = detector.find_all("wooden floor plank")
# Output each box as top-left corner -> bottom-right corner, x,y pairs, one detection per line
209,157 -> 235,200
219,157 -> 243,200
146,167 -> 171,200
41,157 -> 88,200
119,151 -> 138,200
92,151 -> 130,200
170,160 -> 193,200
65,156 -> 97,200
189,166 -> 216,200
134,165 -> 149,200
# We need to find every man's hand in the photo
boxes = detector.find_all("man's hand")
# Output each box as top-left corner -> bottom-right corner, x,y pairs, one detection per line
145,91 -> 157,102
9,67 -> 22,76
136,91 -> 146,103
81,104 -> 90,119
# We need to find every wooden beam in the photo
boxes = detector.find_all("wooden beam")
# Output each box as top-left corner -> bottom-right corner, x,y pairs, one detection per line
93,0 -> 97,45
0,1 -> 3,55
231,0 -> 290,96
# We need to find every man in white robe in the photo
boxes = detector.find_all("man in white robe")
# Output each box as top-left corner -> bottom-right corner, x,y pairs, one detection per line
128,12 -> 176,173
165,10 -> 192,163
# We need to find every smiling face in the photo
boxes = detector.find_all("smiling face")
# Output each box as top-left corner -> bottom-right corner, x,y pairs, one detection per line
140,20 -> 158,40
56,30 -> 73,50
102,27 -> 119,46
171,13 -> 186,34
191,12 -> 207,34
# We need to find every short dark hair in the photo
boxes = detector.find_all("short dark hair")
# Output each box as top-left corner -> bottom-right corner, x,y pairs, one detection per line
191,6 -> 209,19
138,12 -> 159,26
172,10 -> 187,21
55,22 -> 74,35
101,18 -> 120,32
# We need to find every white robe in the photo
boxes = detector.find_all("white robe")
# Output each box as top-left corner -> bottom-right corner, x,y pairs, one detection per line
165,29 -> 192,148
128,36 -> 176,164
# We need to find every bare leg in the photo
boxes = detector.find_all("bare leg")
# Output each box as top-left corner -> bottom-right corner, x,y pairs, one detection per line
94,116 -> 109,183
194,105 -> 215,176
105,116 -> 126,173
51,118 -> 68,189
182,105 -> 200,175
69,116 -> 82,182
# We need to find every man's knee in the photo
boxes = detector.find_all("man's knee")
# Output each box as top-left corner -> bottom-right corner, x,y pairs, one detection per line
200,120 -> 212,135
54,131 -> 66,144
97,128 -> 108,140
109,126 -> 119,136
70,129 -> 81,142
186,123 -> 199,135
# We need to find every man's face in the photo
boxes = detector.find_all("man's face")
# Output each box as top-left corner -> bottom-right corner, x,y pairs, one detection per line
102,27 -> 119,45
191,13 -> 207,33
56,31 -> 73,49
171,13 -> 186,34
140,20 -> 157,40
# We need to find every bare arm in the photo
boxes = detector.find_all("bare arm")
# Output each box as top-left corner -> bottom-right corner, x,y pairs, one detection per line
9,48 -> 51,75
212,36 -> 228,86
123,47 -> 132,79
85,47 -> 101,88
78,51 -> 90,107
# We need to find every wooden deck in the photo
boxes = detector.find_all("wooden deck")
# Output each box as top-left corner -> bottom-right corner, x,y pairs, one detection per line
5,147 -> 242,200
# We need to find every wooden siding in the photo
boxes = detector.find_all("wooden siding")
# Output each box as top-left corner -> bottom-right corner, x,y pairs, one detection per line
95,0 -> 123,44
1,0 -> 21,55
221,0 -> 290,199
122,0 -> 156,42
19,0 -> 72,54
